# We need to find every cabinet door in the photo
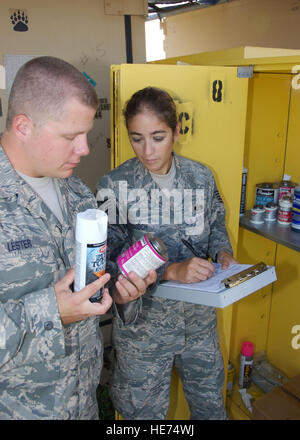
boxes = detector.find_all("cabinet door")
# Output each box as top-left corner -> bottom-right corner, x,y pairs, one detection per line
232,73 -> 291,367
110,63 -> 249,419
111,63 -> 249,253
266,85 -> 300,376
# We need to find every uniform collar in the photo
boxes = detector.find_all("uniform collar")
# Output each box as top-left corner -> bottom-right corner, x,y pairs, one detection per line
0,144 -> 70,223
0,143 -> 22,195
133,152 -> 185,190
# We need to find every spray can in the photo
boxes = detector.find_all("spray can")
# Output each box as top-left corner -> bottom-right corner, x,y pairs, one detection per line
117,233 -> 168,279
226,362 -> 235,397
74,209 -> 108,302
239,341 -> 254,388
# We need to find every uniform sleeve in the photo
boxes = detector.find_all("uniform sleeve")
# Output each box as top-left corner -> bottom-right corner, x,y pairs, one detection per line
0,287 -> 65,370
207,175 -> 233,261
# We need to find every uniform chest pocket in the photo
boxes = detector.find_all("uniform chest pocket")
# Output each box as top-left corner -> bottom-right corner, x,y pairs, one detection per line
0,235 -> 59,300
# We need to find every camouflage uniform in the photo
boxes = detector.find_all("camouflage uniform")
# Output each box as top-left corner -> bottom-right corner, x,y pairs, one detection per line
97,153 -> 232,420
0,145 -> 103,420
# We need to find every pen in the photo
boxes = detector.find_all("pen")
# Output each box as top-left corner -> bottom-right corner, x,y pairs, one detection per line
181,239 -> 202,258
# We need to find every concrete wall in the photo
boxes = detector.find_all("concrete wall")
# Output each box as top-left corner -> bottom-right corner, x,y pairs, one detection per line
0,0 -> 146,191
161,0 -> 300,58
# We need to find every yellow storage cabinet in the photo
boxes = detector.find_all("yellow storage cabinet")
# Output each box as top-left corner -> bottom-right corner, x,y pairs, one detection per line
111,62 -> 249,419
111,48 -> 300,419
154,47 -> 300,419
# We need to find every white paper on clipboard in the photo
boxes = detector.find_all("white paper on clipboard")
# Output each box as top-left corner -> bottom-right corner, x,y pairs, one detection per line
154,264 -> 277,308
162,263 -> 252,293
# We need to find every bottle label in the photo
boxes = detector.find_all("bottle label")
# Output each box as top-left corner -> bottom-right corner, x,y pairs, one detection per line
117,235 -> 166,278
277,209 -> 292,223
86,241 -> 106,302
239,356 -> 253,388
86,242 -> 106,283
74,240 -> 106,302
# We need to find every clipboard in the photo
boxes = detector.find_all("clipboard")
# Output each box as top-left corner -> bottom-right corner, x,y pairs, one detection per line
154,262 -> 277,308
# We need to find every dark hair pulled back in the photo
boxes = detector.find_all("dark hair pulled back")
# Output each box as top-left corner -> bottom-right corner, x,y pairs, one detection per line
123,87 -> 178,133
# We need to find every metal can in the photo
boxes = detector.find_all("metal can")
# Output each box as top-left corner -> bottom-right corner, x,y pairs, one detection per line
279,180 -> 296,201
277,195 -> 292,225
264,202 -> 278,222
226,362 -> 235,397
250,204 -> 265,224
291,186 -> 300,232
255,183 -> 279,206
117,233 -> 168,279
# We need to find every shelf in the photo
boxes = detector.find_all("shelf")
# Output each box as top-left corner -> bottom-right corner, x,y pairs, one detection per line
240,211 -> 300,253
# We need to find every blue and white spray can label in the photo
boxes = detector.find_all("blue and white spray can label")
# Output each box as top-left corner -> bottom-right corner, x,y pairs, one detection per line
85,241 -> 107,301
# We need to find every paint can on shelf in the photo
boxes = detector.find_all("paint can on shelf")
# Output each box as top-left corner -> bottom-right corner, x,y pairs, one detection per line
250,204 -> 265,224
264,202 -> 278,222
255,183 -> 279,206
279,180 -> 296,201
277,195 -> 292,225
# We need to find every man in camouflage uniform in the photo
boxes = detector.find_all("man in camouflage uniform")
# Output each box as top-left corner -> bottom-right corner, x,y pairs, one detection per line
0,57 -> 155,420
97,151 -> 235,420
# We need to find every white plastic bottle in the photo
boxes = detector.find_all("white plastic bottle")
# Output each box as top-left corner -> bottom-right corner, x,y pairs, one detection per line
74,209 -> 108,302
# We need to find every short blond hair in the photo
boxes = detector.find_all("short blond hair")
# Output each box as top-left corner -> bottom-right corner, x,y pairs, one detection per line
6,56 -> 98,129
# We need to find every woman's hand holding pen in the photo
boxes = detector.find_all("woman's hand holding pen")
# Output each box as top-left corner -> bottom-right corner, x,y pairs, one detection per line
162,258 -> 215,284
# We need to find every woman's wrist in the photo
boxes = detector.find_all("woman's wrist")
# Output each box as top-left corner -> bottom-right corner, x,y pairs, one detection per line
161,262 -> 179,281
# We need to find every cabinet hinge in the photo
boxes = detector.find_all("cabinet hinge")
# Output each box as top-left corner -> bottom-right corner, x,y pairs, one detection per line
237,65 -> 254,78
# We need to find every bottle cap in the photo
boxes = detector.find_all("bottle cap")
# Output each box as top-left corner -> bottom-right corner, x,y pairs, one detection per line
75,209 -> 107,243
241,341 -> 254,357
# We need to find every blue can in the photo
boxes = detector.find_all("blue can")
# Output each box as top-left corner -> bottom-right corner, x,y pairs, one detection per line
255,183 -> 279,206
291,186 -> 300,232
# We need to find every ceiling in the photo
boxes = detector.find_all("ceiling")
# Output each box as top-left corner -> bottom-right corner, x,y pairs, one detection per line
148,0 -> 231,19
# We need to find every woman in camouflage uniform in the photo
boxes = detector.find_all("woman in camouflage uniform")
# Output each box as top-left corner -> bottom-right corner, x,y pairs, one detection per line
97,87 -> 237,420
